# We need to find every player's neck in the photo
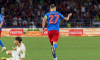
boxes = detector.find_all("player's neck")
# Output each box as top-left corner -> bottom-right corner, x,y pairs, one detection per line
18,43 -> 21,47
51,10 -> 56,11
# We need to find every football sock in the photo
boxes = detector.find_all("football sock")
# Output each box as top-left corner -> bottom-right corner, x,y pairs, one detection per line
53,51 -> 56,58
53,44 -> 57,49
51,47 -> 52,51
51,47 -> 57,58
0,40 -> 4,47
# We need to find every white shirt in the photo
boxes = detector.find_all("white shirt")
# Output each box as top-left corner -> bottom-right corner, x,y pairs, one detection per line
12,43 -> 26,60
81,6 -> 85,13
99,4 -> 100,9
1,7 -> 5,14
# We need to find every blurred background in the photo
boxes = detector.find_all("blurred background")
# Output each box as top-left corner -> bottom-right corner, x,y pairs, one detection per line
0,0 -> 100,28
0,0 -> 100,60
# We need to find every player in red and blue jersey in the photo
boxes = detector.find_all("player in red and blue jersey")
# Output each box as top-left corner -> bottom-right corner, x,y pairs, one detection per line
42,4 -> 72,60
0,14 -> 6,52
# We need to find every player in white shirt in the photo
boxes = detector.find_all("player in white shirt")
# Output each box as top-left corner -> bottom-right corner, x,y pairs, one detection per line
6,37 -> 26,60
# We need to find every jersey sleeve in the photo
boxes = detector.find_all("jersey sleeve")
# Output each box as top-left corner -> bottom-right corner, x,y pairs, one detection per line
44,14 -> 48,19
59,13 -> 65,19
0,15 -> 3,21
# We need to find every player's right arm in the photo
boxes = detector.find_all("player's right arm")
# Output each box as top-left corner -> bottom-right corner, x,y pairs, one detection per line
42,15 -> 47,34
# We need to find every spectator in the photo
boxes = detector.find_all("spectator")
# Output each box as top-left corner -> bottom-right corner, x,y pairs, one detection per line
0,0 -> 100,28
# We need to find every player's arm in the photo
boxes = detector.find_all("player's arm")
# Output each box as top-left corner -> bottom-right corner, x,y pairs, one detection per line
12,47 -> 17,50
60,13 -> 72,21
21,58 -> 24,60
64,13 -> 72,21
42,15 -> 47,33
42,18 -> 47,29
0,20 -> 3,28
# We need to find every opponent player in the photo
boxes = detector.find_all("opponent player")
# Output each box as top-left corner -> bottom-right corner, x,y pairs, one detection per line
6,37 -> 26,60
0,14 -> 6,52
42,4 -> 72,60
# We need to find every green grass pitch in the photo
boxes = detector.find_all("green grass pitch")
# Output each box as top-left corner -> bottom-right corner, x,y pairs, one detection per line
0,37 -> 100,60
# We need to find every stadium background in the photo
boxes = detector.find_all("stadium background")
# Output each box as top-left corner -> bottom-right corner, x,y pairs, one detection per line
0,0 -> 100,28
0,0 -> 100,60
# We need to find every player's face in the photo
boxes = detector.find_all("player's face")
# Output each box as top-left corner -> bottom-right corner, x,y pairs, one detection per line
14,40 -> 19,45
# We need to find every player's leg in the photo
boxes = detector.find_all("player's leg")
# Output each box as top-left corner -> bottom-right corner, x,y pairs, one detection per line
6,51 -> 13,60
6,50 -> 16,60
48,30 -> 56,58
52,42 -> 57,60
1,51 -> 13,60
0,31 -> 6,52
0,40 -> 6,52
52,30 -> 59,54
51,42 -> 53,52
48,30 -> 53,51
0,31 -> 4,47
48,30 -> 59,60
6,51 -> 12,55
0,40 -> 4,47
52,30 -> 59,60
50,42 -> 57,60
48,31 -> 53,52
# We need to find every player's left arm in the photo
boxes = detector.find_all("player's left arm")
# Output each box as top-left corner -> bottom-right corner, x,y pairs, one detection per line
42,15 -> 47,34
59,13 -> 72,21
64,13 -> 72,21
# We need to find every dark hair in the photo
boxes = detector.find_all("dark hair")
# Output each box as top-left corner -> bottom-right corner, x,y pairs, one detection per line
50,4 -> 56,8
15,37 -> 22,43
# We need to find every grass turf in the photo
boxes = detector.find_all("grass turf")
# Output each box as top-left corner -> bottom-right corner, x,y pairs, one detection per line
0,37 -> 100,60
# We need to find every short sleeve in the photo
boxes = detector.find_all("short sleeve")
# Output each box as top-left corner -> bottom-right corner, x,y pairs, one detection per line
44,14 -> 48,19
59,13 -> 65,19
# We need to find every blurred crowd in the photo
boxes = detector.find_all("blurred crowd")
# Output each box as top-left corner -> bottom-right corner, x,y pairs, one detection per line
0,0 -> 100,27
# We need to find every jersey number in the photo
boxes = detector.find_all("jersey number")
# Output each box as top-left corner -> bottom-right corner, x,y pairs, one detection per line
49,15 -> 59,24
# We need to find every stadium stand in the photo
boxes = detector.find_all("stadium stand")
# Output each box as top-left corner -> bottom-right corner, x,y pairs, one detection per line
0,0 -> 100,28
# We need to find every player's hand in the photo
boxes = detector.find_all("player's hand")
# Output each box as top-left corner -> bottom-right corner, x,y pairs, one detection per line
68,13 -> 72,17
42,30 -> 45,34
12,47 -> 17,50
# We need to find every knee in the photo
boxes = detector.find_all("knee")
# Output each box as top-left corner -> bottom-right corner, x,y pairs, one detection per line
6,51 -> 12,55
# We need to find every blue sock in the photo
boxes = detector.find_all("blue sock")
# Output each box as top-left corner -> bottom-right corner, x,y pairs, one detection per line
53,44 -> 57,49
51,44 -> 57,58
53,51 -> 56,58
53,44 -> 57,58
51,47 -> 52,51
51,47 -> 56,58
0,40 -> 4,47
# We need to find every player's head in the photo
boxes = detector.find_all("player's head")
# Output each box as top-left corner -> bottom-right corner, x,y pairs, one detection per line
50,4 -> 56,11
14,37 -> 22,45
